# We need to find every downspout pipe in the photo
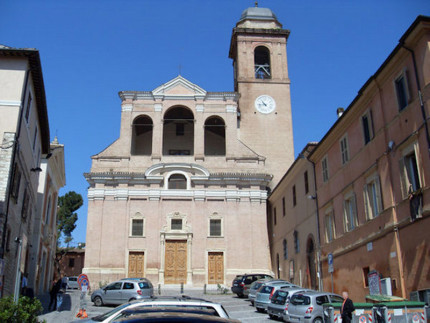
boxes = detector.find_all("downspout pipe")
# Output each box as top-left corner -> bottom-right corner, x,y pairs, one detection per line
0,69 -> 30,261
401,44 -> 430,156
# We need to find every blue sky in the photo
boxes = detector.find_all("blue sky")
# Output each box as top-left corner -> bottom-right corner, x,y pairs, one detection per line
1,0 -> 429,246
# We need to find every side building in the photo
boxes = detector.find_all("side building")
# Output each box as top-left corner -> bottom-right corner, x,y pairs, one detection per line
83,5 -> 295,287
0,45 -> 51,296
309,16 -> 430,301
268,143 -> 320,291
30,137 -> 65,295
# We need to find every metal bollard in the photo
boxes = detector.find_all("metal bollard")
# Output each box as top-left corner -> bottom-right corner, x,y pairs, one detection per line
158,283 -> 161,295
204,284 -> 207,294
180,282 -> 184,294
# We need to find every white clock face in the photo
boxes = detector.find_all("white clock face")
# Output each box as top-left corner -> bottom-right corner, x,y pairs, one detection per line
255,95 -> 276,114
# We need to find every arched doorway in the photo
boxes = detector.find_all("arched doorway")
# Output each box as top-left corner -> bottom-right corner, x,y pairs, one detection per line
306,236 -> 317,290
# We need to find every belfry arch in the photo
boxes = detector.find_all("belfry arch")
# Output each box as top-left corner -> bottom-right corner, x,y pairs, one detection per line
163,106 -> 194,156
254,46 -> 271,79
132,115 -> 153,155
204,116 -> 226,156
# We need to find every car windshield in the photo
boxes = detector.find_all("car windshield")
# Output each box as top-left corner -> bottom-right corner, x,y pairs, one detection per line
290,294 -> 311,306
91,302 -> 132,321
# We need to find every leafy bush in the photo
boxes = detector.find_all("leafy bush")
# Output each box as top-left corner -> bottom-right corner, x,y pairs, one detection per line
0,296 -> 43,322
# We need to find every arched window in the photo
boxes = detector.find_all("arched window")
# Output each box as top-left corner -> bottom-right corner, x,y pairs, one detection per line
163,107 -> 194,155
204,116 -> 225,156
168,174 -> 187,189
132,115 -> 153,155
254,46 -> 271,79
306,237 -> 317,290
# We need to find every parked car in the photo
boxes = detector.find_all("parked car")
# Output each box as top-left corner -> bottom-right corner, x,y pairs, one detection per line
231,273 -> 273,298
248,278 -> 283,306
112,312 -> 240,322
255,281 -> 300,313
91,279 -> 153,306
283,291 -> 344,323
266,287 -> 311,320
67,276 -> 79,289
78,295 -> 231,322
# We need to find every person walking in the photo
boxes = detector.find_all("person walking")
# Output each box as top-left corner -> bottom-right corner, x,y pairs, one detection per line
341,291 -> 355,323
48,278 -> 62,311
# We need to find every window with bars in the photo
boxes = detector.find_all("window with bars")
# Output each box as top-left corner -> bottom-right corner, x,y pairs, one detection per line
209,219 -> 222,237
131,219 -> 144,236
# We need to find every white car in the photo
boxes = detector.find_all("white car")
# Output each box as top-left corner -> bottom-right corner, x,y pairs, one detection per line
67,276 -> 79,289
74,295 -> 231,322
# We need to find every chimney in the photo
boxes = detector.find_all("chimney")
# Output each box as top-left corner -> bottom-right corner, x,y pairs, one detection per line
337,107 -> 344,118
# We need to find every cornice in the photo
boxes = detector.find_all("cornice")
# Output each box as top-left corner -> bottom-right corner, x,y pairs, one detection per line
87,187 -> 268,203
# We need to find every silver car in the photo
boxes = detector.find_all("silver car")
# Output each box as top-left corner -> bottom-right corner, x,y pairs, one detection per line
283,291 -> 343,323
255,281 -> 300,313
266,287 -> 311,320
248,278 -> 274,306
75,295 -> 231,322
91,279 -> 153,306
67,276 -> 79,289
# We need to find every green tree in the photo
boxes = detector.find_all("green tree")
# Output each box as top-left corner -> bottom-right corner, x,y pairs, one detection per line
57,191 -> 83,246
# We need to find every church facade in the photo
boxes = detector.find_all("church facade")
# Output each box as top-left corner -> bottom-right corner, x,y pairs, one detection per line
84,6 -> 294,287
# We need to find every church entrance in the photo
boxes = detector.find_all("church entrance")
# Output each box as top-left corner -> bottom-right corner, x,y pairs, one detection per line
208,252 -> 224,284
128,252 -> 145,278
164,240 -> 187,284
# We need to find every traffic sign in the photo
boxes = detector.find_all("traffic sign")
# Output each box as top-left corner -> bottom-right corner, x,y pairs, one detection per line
328,253 -> 334,273
77,274 -> 90,290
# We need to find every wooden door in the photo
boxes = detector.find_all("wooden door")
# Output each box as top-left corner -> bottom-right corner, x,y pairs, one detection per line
208,252 -> 224,284
164,240 -> 187,284
128,252 -> 145,278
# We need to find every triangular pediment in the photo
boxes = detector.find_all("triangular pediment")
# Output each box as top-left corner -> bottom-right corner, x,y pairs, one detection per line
152,76 -> 206,99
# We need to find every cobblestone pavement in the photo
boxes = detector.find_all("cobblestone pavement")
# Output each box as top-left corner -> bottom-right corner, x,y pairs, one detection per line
38,287 -> 273,322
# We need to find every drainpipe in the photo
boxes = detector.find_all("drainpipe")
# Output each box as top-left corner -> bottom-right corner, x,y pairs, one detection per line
0,69 -> 30,296
401,44 -> 430,156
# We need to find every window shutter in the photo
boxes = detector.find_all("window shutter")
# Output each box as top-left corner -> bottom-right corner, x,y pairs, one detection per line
375,176 -> 383,215
363,184 -> 370,220
398,158 -> 407,198
352,193 -> 358,227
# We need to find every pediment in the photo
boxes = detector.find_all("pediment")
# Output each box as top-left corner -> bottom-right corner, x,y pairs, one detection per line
145,163 -> 210,177
152,76 -> 206,99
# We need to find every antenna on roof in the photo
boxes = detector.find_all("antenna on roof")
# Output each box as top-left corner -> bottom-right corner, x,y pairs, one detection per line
178,64 -> 182,76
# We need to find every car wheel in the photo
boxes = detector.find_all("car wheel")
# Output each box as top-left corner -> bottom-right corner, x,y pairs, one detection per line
237,293 -> 244,298
313,317 -> 323,323
93,296 -> 103,307
269,314 -> 275,320
257,307 -> 265,313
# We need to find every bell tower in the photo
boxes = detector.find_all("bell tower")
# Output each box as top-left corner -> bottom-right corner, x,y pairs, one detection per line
229,5 -> 294,186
